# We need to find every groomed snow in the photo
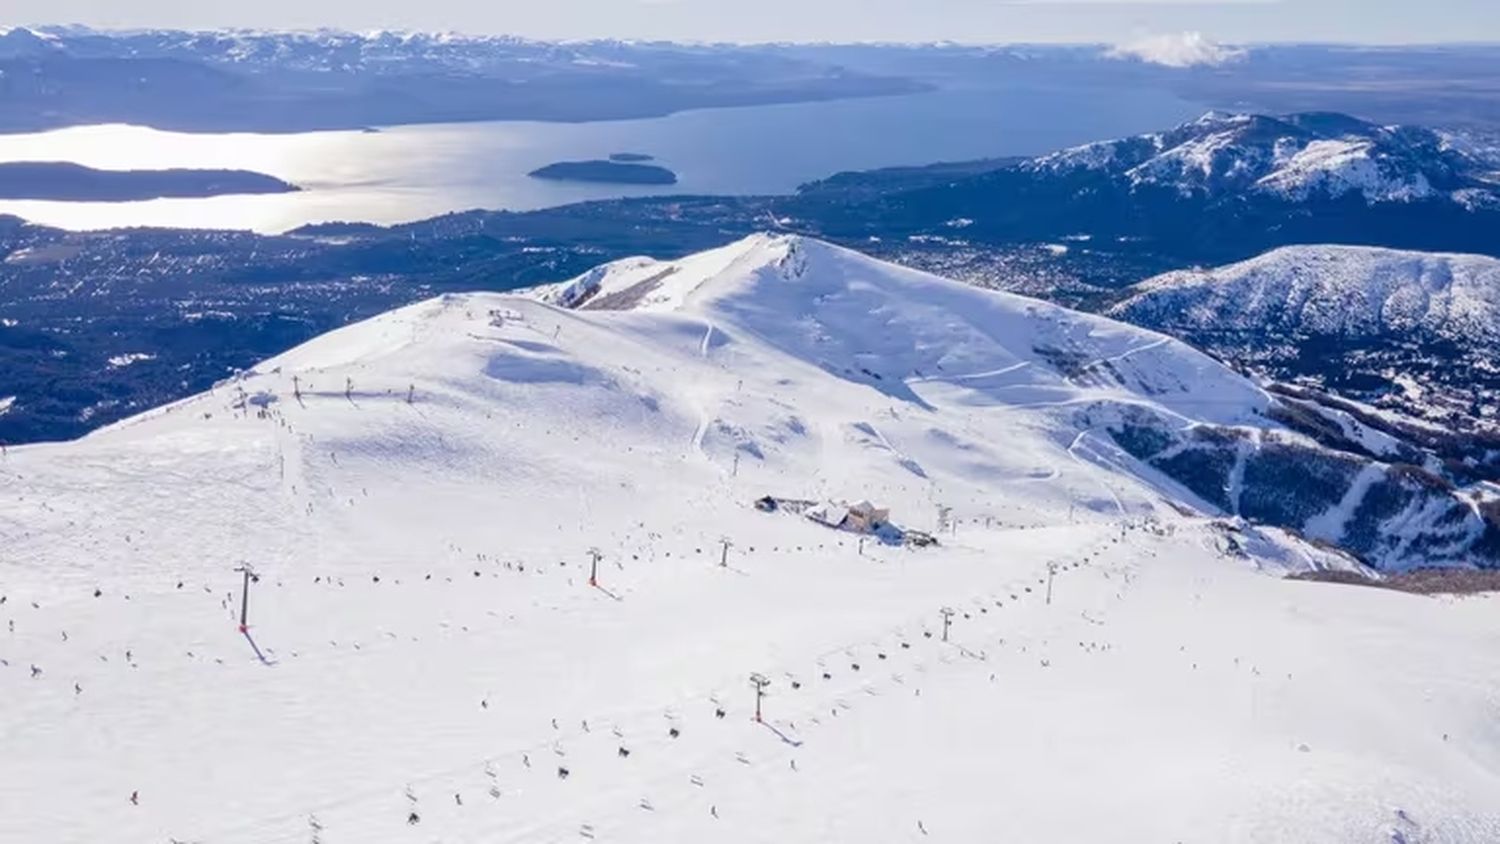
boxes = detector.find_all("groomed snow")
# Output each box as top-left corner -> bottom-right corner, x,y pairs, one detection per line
3,234 -> 1498,843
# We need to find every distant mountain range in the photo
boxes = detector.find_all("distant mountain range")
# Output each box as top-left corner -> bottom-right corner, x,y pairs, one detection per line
5,29 -> 1500,132
0,26 -> 924,132
782,111 -> 1500,264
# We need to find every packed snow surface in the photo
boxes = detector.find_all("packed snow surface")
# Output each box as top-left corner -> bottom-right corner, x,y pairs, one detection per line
3,235 -> 1499,843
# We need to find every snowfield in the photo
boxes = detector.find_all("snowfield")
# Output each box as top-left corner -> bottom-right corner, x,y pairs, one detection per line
3,234 -> 1499,843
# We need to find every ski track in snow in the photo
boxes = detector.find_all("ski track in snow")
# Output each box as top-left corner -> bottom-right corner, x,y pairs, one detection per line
1066,429 -> 1128,516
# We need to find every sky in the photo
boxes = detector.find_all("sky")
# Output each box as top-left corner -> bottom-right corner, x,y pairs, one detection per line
3,0 -> 1499,45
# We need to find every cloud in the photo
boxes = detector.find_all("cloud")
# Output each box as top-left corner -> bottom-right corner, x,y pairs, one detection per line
1106,31 -> 1246,68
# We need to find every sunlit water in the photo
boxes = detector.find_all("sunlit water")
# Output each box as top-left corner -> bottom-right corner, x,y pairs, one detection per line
0,87 -> 1202,233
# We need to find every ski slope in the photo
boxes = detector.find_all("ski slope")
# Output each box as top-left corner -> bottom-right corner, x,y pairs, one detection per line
3,234 -> 1499,843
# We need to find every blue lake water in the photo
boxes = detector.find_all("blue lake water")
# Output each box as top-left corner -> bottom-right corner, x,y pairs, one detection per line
0,86 -> 1203,233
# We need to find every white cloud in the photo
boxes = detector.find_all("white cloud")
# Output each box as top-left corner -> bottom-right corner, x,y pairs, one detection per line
1106,31 -> 1246,68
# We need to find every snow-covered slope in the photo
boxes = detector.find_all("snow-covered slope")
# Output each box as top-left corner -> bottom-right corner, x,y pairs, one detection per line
1030,112 -> 1498,205
4,234 -> 1500,843
529,234 -> 1267,426
1110,245 -> 1500,433
1114,245 -> 1500,344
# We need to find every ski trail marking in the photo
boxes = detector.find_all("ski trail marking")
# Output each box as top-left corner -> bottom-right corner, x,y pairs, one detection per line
698,322 -> 715,358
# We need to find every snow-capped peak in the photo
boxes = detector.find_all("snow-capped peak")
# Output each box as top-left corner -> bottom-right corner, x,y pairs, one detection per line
529,233 -> 1269,425
0,25 -> 62,57
1025,111 -> 1495,205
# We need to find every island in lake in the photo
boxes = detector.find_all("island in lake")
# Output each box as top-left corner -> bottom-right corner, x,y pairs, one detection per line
528,159 -> 677,186
0,162 -> 300,202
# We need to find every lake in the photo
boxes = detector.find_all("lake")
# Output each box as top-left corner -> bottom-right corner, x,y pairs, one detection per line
0,86 -> 1203,234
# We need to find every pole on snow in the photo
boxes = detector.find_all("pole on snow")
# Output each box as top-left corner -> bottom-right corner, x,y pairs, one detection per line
749,673 -> 771,723
940,607 -> 955,642
587,548 -> 602,588
1046,563 -> 1056,606
234,564 -> 257,633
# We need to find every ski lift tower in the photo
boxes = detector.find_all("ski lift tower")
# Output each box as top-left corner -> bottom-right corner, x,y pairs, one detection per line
749,672 -> 772,723
940,606 -> 956,642
587,547 -> 603,588
234,563 -> 259,633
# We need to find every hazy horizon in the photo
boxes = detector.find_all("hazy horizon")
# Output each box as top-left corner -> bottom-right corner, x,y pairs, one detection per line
4,0 -> 1499,46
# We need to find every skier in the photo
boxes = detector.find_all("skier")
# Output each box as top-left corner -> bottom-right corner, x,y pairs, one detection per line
130,791 -> 139,806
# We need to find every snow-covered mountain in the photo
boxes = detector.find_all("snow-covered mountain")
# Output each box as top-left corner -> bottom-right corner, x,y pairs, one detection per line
0,26 -> 61,59
25,25 -> 636,75
1030,111 -> 1500,206
4,235 -> 1499,843
0,26 -> 920,132
783,112 -> 1500,269
533,237 -> 1499,570
1114,246 -> 1500,342
1110,246 -> 1500,437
